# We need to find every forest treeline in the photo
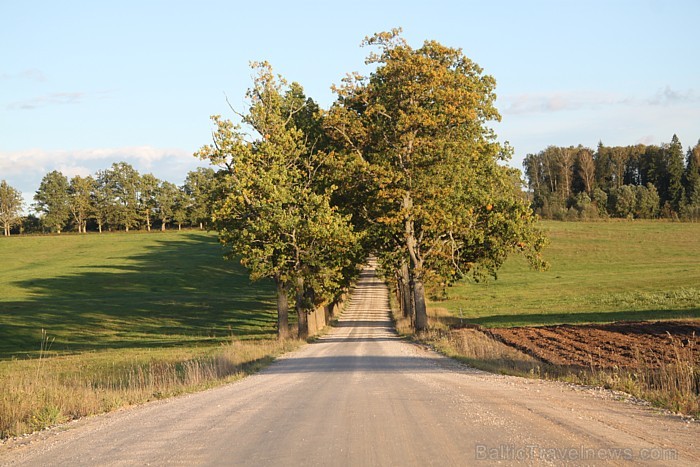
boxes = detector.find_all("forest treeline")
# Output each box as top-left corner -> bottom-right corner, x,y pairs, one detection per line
0,164 -> 216,235
524,135 -> 700,221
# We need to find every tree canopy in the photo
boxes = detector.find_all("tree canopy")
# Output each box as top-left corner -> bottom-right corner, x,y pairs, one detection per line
524,137 -> 700,221
325,29 -> 547,330
195,62 -> 362,338
1,180 -> 24,236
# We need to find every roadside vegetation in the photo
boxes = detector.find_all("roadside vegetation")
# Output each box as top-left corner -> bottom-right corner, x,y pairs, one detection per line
392,220 -> 699,417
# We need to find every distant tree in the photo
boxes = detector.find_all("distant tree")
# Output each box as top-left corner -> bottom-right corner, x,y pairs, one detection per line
634,183 -> 660,219
139,173 -> 160,232
92,170 -> 112,233
666,134 -> 685,212
102,162 -> 142,231
592,188 -> 609,217
172,187 -> 189,230
609,185 -> 636,218
183,167 -> 216,230
20,214 -> 42,234
595,142 -> 614,192
68,175 -> 95,233
573,146 -> 596,194
684,141 -> 700,205
155,180 -> 179,231
34,170 -> 71,233
0,180 -> 24,236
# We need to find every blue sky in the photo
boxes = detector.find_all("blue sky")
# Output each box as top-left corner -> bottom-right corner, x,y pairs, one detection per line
2,0 -> 699,208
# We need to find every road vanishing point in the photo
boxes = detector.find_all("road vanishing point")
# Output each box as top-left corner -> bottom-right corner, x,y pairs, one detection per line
1,261 -> 698,466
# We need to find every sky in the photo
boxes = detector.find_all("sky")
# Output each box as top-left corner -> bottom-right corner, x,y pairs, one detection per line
2,0 -> 699,210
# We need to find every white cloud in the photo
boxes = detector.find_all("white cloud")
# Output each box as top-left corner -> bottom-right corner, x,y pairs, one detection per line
0,68 -> 47,82
501,91 -> 626,115
6,90 -> 112,110
0,146 -> 192,178
648,85 -> 697,106
501,86 -> 697,116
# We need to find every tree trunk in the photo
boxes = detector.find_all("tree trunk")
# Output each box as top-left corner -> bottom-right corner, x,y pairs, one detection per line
296,276 -> 309,339
275,278 -> 290,339
413,278 -> 428,332
398,262 -> 414,319
161,222 -> 166,231
98,222 -> 103,233
297,309 -> 308,339
199,222 -> 203,230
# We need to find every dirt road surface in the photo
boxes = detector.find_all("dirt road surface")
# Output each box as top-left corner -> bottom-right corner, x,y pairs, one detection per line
1,262 -> 698,466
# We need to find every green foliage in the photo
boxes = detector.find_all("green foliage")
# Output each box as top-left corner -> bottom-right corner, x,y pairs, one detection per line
525,135 -> 700,220
139,173 -> 160,231
0,180 -> 24,236
34,170 -> 71,233
183,167 -> 216,229
155,180 -> 180,230
68,175 -> 95,233
196,62 -> 362,336
101,162 -> 142,231
327,29 -> 547,329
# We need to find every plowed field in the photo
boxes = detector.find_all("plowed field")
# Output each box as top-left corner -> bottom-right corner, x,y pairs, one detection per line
486,320 -> 699,368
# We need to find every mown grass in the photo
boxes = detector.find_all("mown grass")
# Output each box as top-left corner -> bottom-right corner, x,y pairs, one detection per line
432,220 -> 700,327
0,230 -> 297,439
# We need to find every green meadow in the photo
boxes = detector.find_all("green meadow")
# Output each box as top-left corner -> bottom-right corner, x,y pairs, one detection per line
0,231 -> 277,360
432,221 -> 700,327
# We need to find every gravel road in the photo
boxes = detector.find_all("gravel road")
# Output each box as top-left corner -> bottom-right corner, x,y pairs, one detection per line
1,261 -> 698,466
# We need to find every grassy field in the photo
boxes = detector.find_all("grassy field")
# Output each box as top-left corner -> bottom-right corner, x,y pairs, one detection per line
0,231 -> 278,359
0,230 -> 299,438
430,220 -> 700,327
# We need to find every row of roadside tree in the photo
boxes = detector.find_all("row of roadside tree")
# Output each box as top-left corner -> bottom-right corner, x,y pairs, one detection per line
194,30 -> 547,337
2,30 -> 549,336
1,164 -> 216,235
524,137 -> 700,221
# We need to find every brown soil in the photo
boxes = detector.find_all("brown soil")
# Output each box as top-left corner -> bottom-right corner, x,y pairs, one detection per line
485,320 -> 699,369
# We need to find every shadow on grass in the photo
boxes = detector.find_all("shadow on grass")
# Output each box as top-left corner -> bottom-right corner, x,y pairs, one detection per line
447,309 -> 700,328
0,233 -> 277,359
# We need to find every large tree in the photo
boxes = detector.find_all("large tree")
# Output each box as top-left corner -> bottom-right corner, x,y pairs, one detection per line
34,170 -> 71,233
327,30 -> 547,331
196,62 -> 361,338
0,180 -> 24,236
